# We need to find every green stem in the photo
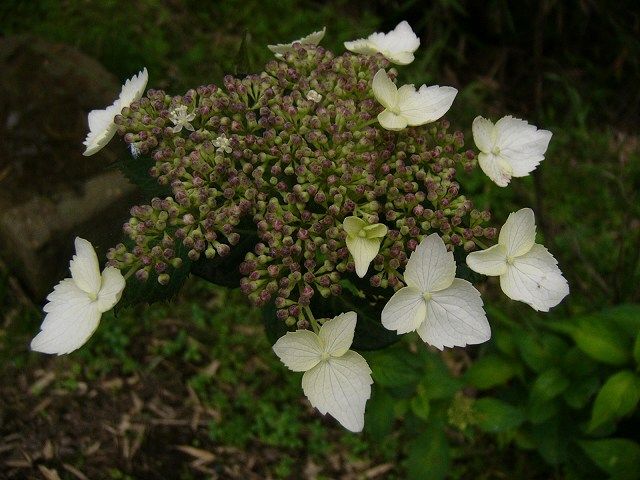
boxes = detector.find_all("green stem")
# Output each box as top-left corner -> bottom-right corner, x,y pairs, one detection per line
358,118 -> 379,129
474,239 -> 490,250
304,306 -> 320,334
123,262 -> 142,281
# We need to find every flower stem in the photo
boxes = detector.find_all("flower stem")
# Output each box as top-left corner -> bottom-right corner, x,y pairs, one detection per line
304,306 -> 320,334
123,263 -> 141,281
474,239 -> 490,250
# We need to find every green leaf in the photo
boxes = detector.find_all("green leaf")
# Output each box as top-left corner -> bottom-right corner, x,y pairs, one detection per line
516,332 -> 568,372
116,240 -> 192,310
404,430 -> 450,480
493,327 -> 518,357
465,355 -> 518,390
571,315 -> 631,366
562,346 -> 598,378
365,386 -> 396,438
531,418 -> 569,465
579,438 -> 640,480
589,370 -> 640,432
234,29 -> 253,76
528,399 -> 559,425
111,153 -> 171,198
190,223 -> 255,288
528,368 -> 569,424
530,368 -> 570,402
563,376 -> 600,410
410,385 -> 431,421
366,347 -> 421,390
322,294 -> 398,351
474,397 -> 525,433
633,331 -> 640,365
599,304 -> 640,337
415,350 -> 462,400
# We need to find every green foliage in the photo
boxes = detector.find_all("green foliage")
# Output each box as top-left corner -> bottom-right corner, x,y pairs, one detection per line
464,354 -> 518,389
588,370 -> 640,433
579,438 -> 640,480
363,304 -> 640,479
474,398 -> 525,433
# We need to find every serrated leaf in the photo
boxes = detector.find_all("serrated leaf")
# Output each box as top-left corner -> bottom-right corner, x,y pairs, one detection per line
589,370 -> 640,432
116,240 -> 192,310
190,225 -> 255,288
465,355 -> 517,389
234,29 -> 253,77
474,397 -> 525,433
579,438 -> 640,480
111,153 -> 171,198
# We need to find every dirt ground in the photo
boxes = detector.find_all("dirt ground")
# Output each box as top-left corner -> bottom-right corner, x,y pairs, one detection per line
0,265 -> 393,480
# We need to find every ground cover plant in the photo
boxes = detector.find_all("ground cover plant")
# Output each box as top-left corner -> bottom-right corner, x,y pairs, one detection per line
1,1 -> 639,479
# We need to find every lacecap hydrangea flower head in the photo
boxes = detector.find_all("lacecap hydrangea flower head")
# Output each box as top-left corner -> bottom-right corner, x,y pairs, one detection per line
31,21 -> 568,432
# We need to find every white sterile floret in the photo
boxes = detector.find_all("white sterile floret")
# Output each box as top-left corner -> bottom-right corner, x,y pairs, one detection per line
381,233 -> 491,349
343,216 -> 388,278
169,105 -> 196,133
31,237 -> 126,355
83,67 -> 148,156
272,311 -> 373,432
372,69 -> 457,131
213,134 -> 232,154
268,27 -> 326,58
466,208 -> 569,311
472,115 -> 552,187
344,21 -> 420,65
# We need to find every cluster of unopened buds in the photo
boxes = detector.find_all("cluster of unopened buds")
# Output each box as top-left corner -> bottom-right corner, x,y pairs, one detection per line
31,21 -> 568,432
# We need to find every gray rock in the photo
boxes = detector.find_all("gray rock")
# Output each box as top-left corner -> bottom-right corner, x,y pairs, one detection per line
0,35 -> 140,300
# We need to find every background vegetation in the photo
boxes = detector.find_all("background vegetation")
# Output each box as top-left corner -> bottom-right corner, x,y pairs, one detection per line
1,0 -> 639,478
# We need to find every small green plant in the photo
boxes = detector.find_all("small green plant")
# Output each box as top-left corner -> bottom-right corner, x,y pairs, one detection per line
365,304 -> 640,479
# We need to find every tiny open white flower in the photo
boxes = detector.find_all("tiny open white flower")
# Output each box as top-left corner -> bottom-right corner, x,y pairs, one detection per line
344,21 -> 420,65
31,238 -> 126,355
382,233 -> 491,349
343,216 -> 388,278
372,69 -> 457,131
268,27 -> 326,58
169,105 -> 196,133
306,90 -> 322,103
83,67 -> 148,156
213,134 -> 232,154
472,115 -> 552,187
273,311 -> 373,432
466,208 -> 569,311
